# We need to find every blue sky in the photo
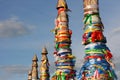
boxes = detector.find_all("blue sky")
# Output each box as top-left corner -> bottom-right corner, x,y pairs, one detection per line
0,0 -> 120,80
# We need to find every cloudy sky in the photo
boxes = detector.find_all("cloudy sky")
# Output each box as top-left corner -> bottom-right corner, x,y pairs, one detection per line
0,0 -> 120,80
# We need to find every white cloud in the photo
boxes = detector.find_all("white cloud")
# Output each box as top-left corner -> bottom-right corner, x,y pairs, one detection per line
112,27 -> 120,34
0,65 -> 29,74
0,16 -> 35,38
0,65 -> 29,80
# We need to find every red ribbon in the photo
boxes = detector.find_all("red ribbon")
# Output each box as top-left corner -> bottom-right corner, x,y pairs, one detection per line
58,8 -> 65,14
105,50 -> 113,60
85,55 -> 103,60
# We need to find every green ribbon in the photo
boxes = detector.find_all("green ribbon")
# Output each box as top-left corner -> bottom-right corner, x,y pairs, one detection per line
85,49 -> 103,53
62,73 -> 66,80
84,14 -> 92,25
108,70 -> 114,78
55,43 -> 59,50
57,74 -> 61,80
84,13 -> 99,25
57,72 -> 66,80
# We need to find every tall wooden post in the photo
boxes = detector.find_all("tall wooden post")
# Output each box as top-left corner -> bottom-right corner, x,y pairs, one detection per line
77,0 -> 117,80
39,47 -> 50,80
51,0 -> 76,80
